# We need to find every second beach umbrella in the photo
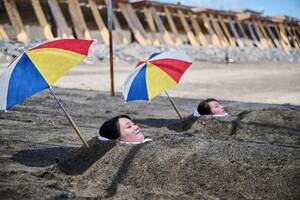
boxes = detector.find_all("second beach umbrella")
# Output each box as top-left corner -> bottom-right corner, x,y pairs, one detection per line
123,50 -> 192,119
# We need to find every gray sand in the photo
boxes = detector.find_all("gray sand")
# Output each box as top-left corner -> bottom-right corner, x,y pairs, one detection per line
0,61 -> 300,199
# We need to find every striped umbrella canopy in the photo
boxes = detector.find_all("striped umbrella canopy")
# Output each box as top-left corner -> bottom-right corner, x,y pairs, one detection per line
123,50 -> 192,102
0,39 -> 94,110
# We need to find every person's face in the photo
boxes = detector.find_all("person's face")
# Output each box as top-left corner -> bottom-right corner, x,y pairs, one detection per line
208,101 -> 225,115
118,117 -> 144,142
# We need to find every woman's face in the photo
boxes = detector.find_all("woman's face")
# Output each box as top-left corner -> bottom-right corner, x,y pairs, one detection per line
208,101 -> 225,115
118,117 -> 144,142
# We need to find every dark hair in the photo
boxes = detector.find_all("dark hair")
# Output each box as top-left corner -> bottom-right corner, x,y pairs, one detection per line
197,98 -> 218,115
99,115 -> 131,140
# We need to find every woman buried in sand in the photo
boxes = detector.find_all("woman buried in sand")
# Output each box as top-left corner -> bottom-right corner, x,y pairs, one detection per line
193,98 -> 228,117
169,98 -> 227,132
98,115 -> 151,144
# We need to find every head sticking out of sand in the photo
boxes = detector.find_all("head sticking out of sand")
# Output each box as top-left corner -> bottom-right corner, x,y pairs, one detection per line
197,98 -> 225,116
99,115 -> 144,143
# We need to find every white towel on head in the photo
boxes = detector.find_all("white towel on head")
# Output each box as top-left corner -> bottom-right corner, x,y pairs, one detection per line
213,112 -> 228,117
98,135 -> 111,141
118,138 -> 153,145
193,109 -> 201,117
98,135 -> 152,144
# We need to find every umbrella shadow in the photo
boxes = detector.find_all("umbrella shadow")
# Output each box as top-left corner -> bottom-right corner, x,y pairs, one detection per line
57,137 -> 116,175
105,143 -> 147,198
11,146 -> 77,167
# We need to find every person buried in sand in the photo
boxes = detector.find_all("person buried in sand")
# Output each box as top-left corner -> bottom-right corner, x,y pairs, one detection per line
98,115 -> 151,144
168,98 -> 227,132
193,98 -> 228,117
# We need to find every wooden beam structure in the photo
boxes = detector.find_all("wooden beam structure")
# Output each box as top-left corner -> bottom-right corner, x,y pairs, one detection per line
149,7 -> 173,46
4,0 -> 29,41
47,0 -> 73,38
0,0 -> 299,51
0,25 -> 9,40
31,0 -> 54,40
164,7 -> 183,45
188,12 -> 208,47
118,2 -> 150,45
68,0 -> 91,39
144,7 -> 161,46
201,13 -> 222,47
89,0 -> 109,45
177,10 -> 198,46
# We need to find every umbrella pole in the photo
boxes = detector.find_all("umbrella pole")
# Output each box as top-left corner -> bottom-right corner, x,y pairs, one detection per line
48,88 -> 90,148
165,90 -> 183,119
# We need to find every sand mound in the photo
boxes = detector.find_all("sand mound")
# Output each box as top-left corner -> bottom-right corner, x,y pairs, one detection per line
1,88 -> 299,199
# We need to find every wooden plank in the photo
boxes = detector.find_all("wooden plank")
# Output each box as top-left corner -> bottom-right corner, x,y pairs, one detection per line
0,24 -> 9,40
217,16 -> 236,47
228,19 -> 244,48
47,0 -> 72,38
246,22 -> 262,48
265,24 -> 281,48
201,13 -> 221,47
68,0 -> 91,39
89,0 -> 109,45
149,7 -> 173,46
31,0 -> 54,40
164,7 -> 183,45
251,19 -> 269,48
290,25 -> 300,48
177,10 -> 198,46
144,7 -> 160,46
188,12 -> 207,47
126,3 -> 152,45
118,2 -> 149,45
236,20 -> 254,47
277,23 -> 291,49
285,23 -> 300,49
4,0 -> 28,41
257,20 -> 275,48
208,13 -> 229,47
274,24 -> 290,51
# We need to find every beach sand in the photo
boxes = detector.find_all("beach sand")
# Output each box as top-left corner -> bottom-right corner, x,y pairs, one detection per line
0,61 -> 300,199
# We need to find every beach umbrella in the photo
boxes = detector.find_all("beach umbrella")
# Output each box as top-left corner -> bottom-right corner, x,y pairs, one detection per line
0,39 -> 94,148
123,50 -> 192,119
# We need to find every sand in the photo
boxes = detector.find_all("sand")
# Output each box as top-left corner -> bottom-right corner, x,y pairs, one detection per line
0,61 -> 300,199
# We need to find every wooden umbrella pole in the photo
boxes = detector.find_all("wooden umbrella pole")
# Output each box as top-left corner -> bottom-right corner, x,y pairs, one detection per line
49,88 -> 90,148
165,90 -> 183,119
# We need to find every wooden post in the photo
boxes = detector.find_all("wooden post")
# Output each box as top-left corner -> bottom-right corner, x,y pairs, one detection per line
31,0 -> 54,40
49,88 -> 90,148
277,23 -> 291,49
252,19 -> 269,48
257,20 -> 274,48
118,2 -> 149,45
149,7 -> 173,46
188,12 -> 208,47
209,13 -> 229,47
246,21 -> 262,48
4,0 -> 29,41
201,13 -> 221,47
218,16 -> 236,47
236,19 -> 254,47
164,7 -> 183,45
144,7 -> 160,46
47,0 -> 73,38
265,24 -> 281,48
177,9 -> 198,46
68,0 -> 91,39
0,24 -> 9,40
89,0 -> 109,45
228,19 -> 244,48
